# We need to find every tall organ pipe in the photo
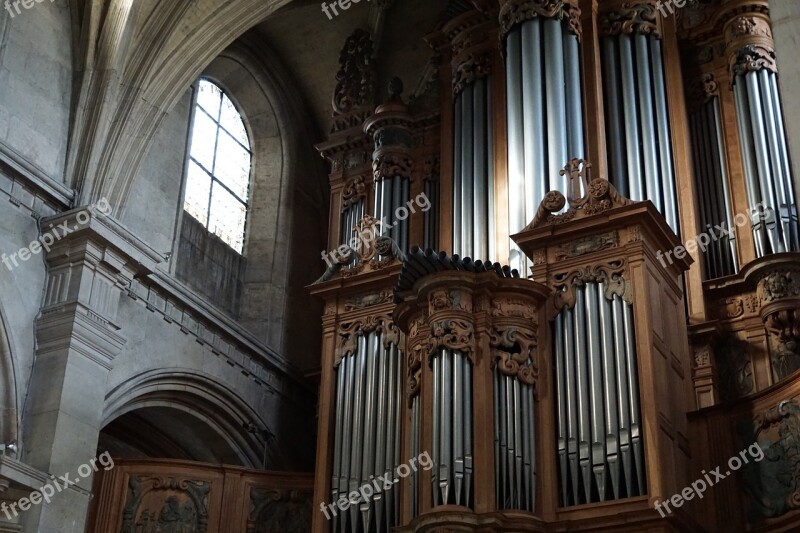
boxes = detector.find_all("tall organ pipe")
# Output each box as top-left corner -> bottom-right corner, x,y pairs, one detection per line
688,96 -> 737,279
502,2 -> 584,273
330,326 -> 403,533
600,14 -> 679,234
554,284 -> 646,506
453,76 -> 494,260
732,66 -> 799,255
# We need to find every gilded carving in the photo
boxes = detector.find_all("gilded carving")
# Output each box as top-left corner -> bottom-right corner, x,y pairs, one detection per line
758,270 -> 800,304
764,309 -> 800,381
693,346 -> 712,369
492,298 -> 537,321
373,152 -> 413,182
334,312 -> 396,367
730,44 -> 777,78
428,289 -> 472,314
341,176 -> 367,209
453,53 -> 493,95
406,315 -> 427,402
599,2 -> 660,38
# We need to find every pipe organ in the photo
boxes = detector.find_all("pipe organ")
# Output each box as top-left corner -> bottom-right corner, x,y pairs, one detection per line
687,92 -> 738,279
599,1 -> 679,233
727,18 -> 799,257
310,0 -> 800,530
553,282 -> 644,506
499,0 -> 584,273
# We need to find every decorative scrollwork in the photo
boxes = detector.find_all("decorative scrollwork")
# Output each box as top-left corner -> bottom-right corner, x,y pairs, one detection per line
599,2 -> 660,38
730,44 -> 777,78
491,327 -> 538,387
499,0 -> 581,42
341,176 -> 367,209
453,53 -> 493,95
373,152 -> 413,182
428,319 -> 475,362
551,259 -> 631,309
334,313 -> 396,367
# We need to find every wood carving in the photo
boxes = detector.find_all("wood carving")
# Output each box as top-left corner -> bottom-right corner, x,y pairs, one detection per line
122,476 -> 210,533
599,2 -> 660,38
333,29 -> 376,115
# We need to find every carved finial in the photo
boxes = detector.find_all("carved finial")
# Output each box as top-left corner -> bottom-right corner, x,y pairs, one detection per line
560,158 -> 592,209
527,159 -> 634,228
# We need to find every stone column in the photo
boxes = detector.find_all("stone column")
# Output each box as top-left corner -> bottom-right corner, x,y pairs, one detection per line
21,206 -> 160,532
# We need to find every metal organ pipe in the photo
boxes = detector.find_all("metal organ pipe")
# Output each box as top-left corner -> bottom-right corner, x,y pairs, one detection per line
553,284 -> 646,506
452,75 -> 494,261
432,348 -> 474,508
330,326 -> 403,533
688,96 -> 737,279
733,67 -> 799,255
600,18 -> 679,234
504,8 -> 584,273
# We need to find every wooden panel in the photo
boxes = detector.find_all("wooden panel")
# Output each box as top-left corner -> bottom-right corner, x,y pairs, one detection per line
86,459 -> 313,533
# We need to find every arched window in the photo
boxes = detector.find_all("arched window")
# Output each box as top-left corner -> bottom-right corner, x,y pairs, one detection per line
183,79 -> 252,253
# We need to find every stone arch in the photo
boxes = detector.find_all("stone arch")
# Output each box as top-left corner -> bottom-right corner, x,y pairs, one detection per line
181,32 -> 326,369
102,369 -> 268,468
69,0 -> 300,211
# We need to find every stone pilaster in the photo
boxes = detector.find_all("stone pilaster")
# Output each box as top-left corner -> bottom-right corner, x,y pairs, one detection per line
22,206 -> 161,532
